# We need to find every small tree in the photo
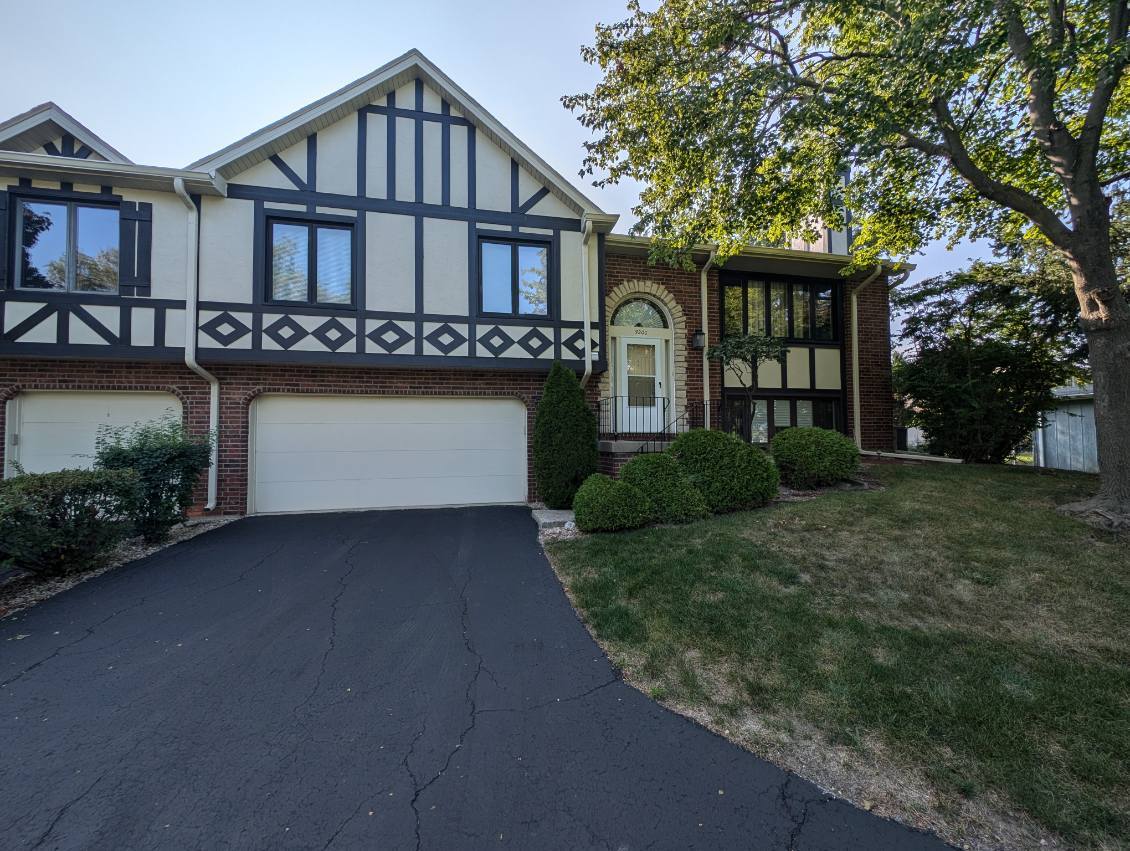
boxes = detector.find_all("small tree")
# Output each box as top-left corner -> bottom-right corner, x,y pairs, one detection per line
533,362 -> 599,509
895,337 -> 1065,463
707,334 -> 787,439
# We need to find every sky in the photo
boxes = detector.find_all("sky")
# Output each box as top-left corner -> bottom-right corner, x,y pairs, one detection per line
2,0 -> 993,284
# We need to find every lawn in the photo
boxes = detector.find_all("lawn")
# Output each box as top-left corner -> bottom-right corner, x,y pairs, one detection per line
547,464 -> 1130,850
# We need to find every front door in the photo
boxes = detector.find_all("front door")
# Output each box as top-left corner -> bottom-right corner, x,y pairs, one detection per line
618,336 -> 665,433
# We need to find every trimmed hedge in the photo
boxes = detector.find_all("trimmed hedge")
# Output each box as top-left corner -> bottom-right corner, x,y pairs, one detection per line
770,427 -> 860,489
96,416 -> 211,543
668,429 -> 779,513
619,452 -> 709,524
573,473 -> 651,532
533,362 -> 599,509
0,468 -> 139,576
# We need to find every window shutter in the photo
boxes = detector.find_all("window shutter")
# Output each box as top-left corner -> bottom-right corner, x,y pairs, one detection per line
134,202 -> 153,294
117,201 -> 152,296
0,190 -> 9,289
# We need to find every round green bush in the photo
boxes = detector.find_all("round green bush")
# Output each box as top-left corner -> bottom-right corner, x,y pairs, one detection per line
770,426 -> 860,489
619,452 -> 709,524
572,473 -> 651,532
668,429 -> 779,513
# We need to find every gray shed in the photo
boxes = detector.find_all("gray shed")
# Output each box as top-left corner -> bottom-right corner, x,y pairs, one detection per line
1033,384 -> 1097,473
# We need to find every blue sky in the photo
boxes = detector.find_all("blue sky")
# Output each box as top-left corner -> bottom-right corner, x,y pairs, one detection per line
3,0 -> 992,281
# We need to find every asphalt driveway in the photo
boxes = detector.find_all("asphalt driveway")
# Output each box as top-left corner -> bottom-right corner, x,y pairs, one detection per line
1,507 -> 948,850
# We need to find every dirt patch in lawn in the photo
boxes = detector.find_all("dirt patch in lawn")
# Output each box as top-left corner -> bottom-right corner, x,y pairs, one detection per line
0,518 -> 234,619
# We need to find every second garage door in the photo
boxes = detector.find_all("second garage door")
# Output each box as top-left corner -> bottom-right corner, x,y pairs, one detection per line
250,395 -> 528,514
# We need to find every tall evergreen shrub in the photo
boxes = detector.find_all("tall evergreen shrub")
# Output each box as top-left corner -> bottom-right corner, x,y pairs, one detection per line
533,362 -> 598,509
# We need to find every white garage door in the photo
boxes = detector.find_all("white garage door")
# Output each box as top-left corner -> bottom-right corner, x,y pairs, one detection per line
250,395 -> 527,513
5,391 -> 183,476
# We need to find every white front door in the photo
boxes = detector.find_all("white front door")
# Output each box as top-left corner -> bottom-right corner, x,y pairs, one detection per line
618,336 -> 665,433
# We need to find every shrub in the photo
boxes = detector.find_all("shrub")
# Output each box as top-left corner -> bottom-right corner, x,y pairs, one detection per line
770,427 -> 861,489
0,468 -> 139,576
894,337 -> 1062,462
573,473 -> 651,532
533,362 -> 599,509
668,429 -> 779,513
619,453 -> 709,524
95,415 -> 211,543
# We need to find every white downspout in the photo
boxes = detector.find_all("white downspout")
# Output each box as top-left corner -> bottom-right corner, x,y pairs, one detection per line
173,178 -> 219,511
579,219 -> 595,387
700,247 -> 717,428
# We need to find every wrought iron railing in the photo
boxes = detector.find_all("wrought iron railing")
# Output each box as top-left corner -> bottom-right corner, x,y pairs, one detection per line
596,396 -> 672,438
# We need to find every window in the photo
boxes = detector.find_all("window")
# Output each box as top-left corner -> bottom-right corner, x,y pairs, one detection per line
267,218 -> 353,305
17,199 -> 118,293
479,238 -> 548,316
721,277 -> 836,339
814,284 -> 834,339
723,394 -> 839,442
612,298 -> 667,328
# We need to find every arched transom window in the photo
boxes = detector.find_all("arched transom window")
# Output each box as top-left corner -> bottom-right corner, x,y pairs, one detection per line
612,298 -> 668,329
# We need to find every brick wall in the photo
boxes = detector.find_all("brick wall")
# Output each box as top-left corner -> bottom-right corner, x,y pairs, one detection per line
603,252 -> 722,410
603,250 -> 895,452
841,276 -> 895,451
0,359 -> 591,514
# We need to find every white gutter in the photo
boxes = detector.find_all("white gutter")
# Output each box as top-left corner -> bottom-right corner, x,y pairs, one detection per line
579,219 -> 595,387
173,178 -> 219,511
699,247 -> 718,428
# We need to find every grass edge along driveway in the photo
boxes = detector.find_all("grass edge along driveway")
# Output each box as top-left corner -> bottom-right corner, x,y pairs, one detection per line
548,464 -> 1130,851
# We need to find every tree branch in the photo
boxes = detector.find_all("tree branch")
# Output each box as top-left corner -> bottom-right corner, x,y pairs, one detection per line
998,0 -> 1079,185
919,97 -> 1075,248
1077,0 -> 1129,181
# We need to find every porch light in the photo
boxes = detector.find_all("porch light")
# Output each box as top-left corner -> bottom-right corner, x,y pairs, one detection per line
690,328 -> 706,350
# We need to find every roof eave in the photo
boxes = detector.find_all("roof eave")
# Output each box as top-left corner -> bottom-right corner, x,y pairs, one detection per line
0,102 -> 131,164
0,151 -> 225,196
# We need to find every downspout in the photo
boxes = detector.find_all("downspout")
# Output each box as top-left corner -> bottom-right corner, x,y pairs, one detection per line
173,177 -> 219,511
579,219 -> 595,387
850,263 -> 909,450
700,247 -> 718,428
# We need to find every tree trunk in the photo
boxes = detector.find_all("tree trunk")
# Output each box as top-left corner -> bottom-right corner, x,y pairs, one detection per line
1059,237 -> 1130,530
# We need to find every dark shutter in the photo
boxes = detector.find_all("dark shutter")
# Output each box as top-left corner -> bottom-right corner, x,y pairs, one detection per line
117,201 -> 153,296
0,190 -> 9,289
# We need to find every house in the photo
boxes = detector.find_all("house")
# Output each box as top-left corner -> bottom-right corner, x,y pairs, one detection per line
1033,383 -> 1098,473
0,50 -> 895,515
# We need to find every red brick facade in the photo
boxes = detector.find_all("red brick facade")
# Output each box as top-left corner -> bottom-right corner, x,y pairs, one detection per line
842,275 -> 896,451
0,359 -> 599,514
601,250 -> 895,452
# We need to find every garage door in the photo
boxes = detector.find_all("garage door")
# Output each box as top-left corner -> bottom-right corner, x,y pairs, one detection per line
5,391 -> 183,476
250,395 -> 527,513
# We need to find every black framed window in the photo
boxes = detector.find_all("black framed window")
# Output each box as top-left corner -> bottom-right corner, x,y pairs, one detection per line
479,237 -> 549,317
267,218 -> 354,306
721,277 -> 837,340
16,198 -> 118,293
721,394 -> 840,443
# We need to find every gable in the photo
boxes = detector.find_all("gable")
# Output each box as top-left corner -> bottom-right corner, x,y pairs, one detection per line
0,102 -> 129,163
190,50 -> 603,217
224,78 -> 577,222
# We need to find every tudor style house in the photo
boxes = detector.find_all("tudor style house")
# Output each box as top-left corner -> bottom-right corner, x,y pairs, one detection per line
0,50 -> 894,515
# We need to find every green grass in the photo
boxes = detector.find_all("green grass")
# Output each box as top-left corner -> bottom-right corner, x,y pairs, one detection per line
549,464 -> 1130,848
